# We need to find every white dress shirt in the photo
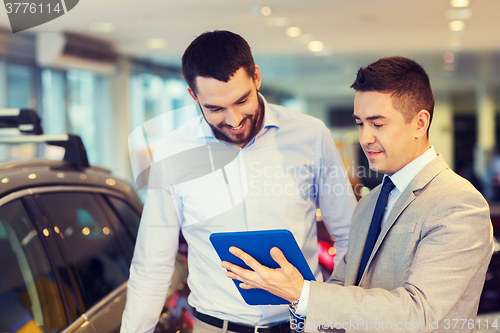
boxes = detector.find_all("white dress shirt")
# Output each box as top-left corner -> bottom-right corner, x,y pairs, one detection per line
121,94 -> 357,332
296,146 -> 437,316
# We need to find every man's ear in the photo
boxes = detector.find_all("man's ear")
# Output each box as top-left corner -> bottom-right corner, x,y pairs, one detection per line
414,109 -> 431,138
187,85 -> 199,106
253,65 -> 262,91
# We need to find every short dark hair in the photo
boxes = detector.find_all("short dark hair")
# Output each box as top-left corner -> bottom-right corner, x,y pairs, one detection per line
181,30 -> 256,95
351,56 -> 434,128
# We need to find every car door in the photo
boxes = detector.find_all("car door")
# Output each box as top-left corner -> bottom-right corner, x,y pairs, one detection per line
33,189 -> 136,333
0,197 -> 73,333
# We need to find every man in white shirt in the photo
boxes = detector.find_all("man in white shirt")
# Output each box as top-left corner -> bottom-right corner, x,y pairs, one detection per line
121,30 -> 356,333
223,56 -> 494,333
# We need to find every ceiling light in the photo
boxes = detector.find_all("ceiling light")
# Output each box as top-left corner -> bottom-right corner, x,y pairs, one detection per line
308,41 -> 324,52
444,52 -> 455,63
287,27 -> 301,37
146,39 -> 167,49
89,23 -> 116,33
449,20 -> 465,31
445,9 -> 472,20
451,0 -> 469,7
261,6 -> 271,16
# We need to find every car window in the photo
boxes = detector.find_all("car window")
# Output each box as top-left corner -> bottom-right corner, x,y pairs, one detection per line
36,192 -> 130,308
0,199 -> 67,333
95,194 -> 136,259
104,195 -> 141,238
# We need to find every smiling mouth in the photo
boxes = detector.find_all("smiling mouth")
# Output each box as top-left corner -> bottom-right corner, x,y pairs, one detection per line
364,147 -> 383,156
227,121 -> 246,134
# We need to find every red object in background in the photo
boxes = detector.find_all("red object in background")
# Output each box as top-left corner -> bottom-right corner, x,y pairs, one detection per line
318,239 -> 335,272
166,293 -> 179,308
182,310 -> 194,329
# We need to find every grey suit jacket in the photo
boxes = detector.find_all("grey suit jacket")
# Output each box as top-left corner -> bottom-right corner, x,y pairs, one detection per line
304,155 -> 494,333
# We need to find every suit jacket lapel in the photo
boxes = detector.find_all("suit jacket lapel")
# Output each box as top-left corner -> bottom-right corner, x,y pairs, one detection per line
345,187 -> 381,285
374,189 -> 416,250
358,155 -> 450,284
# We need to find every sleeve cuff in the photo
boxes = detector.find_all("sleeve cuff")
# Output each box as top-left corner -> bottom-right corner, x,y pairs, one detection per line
295,280 -> 310,316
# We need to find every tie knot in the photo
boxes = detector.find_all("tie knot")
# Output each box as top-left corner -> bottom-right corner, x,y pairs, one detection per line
381,177 -> 395,194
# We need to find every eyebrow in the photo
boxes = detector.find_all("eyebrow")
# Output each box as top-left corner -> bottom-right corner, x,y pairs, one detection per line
352,114 -> 387,121
202,90 -> 252,110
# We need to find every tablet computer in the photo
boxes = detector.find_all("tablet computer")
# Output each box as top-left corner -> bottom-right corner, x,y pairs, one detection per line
209,229 -> 316,305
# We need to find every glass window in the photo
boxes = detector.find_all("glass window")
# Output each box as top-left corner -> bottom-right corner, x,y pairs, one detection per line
129,74 -> 196,197
130,74 -> 194,147
94,194 -> 136,258
0,199 -> 67,333
0,58 -> 7,108
0,64 -> 37,161
93,76 -> 113,170
41,69 -> 67,135
105,195 -> 141,239
67,70 -> 97,164
6,63 -> 35,109
129,72 -> 164,131
37,192 -> 129,308
41,69 -> 67,161
165,78 -> 196,129
67,69 -> 111,168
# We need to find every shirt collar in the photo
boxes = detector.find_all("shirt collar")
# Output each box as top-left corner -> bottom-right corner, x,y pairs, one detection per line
386,146 -> 437,193
259,93 -> 279,129
195,92 -> 279,140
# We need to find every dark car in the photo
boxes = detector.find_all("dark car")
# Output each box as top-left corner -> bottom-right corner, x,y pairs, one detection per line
0,109 -> 190,333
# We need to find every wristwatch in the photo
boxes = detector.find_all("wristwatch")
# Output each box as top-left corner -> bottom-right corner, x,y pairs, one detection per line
290,298 -> 300,313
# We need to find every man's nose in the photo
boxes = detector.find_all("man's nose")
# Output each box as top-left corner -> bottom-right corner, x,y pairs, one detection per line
225,109 -> 244,127
359,127 -> 375,146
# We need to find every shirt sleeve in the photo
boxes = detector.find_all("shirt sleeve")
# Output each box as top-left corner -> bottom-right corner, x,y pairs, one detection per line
121,154 -> 182,333
316,124 -> 357,267
295,280 -> 311,316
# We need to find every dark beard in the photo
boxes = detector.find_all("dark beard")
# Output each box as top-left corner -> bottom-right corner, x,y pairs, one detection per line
202,102 -> 264,146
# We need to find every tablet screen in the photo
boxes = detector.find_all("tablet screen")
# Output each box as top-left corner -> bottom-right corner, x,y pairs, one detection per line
210,229 -> 316,305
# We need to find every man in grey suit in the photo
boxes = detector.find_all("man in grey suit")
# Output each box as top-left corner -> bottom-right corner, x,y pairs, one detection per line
222,56 -> 494,332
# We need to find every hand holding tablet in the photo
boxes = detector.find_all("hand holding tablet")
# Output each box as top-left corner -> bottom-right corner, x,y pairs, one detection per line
210,229 -> 316,305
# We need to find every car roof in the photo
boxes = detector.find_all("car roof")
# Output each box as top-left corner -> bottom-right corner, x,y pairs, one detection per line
0,158 -> 141,208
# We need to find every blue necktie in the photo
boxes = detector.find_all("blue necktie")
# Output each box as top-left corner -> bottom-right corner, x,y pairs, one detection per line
356,176 -> 395,285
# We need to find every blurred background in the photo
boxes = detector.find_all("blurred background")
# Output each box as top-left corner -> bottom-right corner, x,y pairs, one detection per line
1,0 -> 500,198
2,0 -> 500,325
